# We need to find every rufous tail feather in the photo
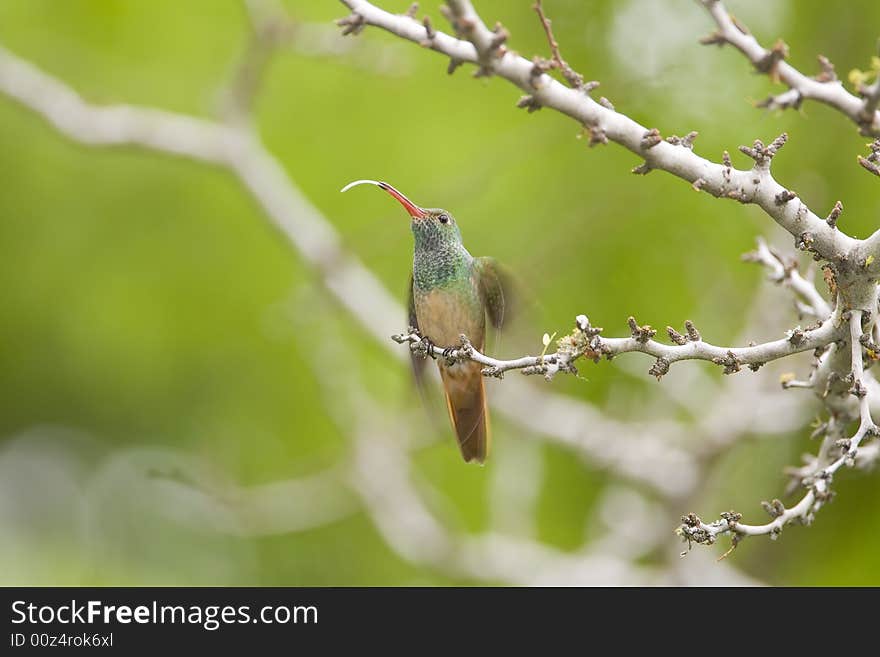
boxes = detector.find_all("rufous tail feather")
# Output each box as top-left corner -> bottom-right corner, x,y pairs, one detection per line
440,362 -> 490,464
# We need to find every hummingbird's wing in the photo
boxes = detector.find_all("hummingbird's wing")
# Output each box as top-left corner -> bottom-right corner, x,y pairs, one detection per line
407,274 -> 428,388
474,257 -> 514,330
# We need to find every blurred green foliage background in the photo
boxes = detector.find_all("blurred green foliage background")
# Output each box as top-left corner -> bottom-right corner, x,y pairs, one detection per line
1,0 -> 880,586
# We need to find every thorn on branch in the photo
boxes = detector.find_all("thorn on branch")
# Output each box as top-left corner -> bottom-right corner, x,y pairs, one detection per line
775,189 -> 797,205
769,133 -> 789,155
561,70 -> 585,93
337,12 -> 366,36
530,56 -> 552,85
666,131 -> 698,149
739,133 -> 787,167
598,96 -> 614,111
648,357 -> 670,380
447,58 -> 463,75
814,55 -> 837,82
489,22 -> 510,54
631,162 -> 652,175
422,16 -> 436,42
587,125 -> 608,147
826,200 -> 843,228
405,3 -> 419,19
481,365 -> 506,378
667,326 -> 688,345
516,95 -> 542,113
712,350 -> 742,374
761,499 -> 786,518
685,320 -> 701,342
641,128 -> 662,150
691,177 -> 706,192
627,316 -> 656,343
755,39 -> 789,81
699,30 -> 726,47
859,139 -> 880,177
757,91 -> 803,111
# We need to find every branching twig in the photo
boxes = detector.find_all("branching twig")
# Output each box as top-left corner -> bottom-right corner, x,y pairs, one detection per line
337,0 -> 857,266
339,0 -> 880,553
394,310 -> 842,381
743,237 -> 832,318
678,310 -> 879,548
699,0 -> 880,137
532,1 -> 584,89
3,0 -> 879,568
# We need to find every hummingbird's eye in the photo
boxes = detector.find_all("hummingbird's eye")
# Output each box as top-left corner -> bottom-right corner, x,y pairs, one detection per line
438,214 -> 449,224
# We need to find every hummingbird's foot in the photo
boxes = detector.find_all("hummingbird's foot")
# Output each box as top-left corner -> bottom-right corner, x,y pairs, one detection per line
441,346 -> 459,366
419,335 -> 438,359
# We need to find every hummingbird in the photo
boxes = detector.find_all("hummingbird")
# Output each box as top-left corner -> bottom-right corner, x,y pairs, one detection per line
341,180 -> 511,464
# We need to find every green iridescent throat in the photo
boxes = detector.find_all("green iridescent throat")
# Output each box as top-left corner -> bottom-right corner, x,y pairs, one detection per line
411,214 -> 473,292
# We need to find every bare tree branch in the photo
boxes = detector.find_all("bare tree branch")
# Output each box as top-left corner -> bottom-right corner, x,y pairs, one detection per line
532,0 -> 584,89
296,281 -> 672,585
336,0 -> 880,553
679,310 -> 879,549
745,238 -> 831,316
393,310 -> 841,381
698,0 -> 880,137
4,0 -> 878,570
338,0 -> 857,263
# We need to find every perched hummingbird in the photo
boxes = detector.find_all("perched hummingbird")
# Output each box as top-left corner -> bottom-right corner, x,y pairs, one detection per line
341,180 -> 511,464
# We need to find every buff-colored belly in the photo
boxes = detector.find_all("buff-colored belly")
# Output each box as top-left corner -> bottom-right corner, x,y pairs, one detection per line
415,287 -> 485,351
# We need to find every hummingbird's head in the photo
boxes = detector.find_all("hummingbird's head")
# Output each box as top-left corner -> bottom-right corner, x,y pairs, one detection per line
340,180 -> 463,250
409,206 -> 462,251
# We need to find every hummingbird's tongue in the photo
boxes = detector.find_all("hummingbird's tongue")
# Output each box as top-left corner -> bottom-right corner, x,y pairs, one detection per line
340,179 -> 426,218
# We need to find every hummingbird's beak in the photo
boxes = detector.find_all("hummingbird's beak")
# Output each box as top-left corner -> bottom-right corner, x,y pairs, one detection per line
340,179 -> 427,219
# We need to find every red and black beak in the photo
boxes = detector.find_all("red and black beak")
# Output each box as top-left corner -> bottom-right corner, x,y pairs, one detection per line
341,179 -> 427,219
